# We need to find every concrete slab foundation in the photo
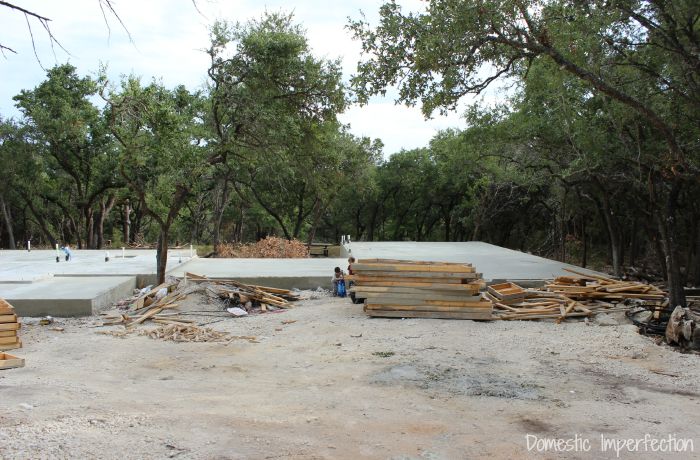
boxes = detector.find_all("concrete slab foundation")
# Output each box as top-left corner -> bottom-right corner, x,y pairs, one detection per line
0,242 -> 605,317
3,276 -> 136,317
168,258 -> 347,291
342,241 -> 604,283
0,249 -> 194,317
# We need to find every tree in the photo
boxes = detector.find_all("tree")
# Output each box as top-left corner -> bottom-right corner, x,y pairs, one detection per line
207,12 -> 348,242
349,0 -> 700,307
13,64 -> 119,248
106,78 -> 209,283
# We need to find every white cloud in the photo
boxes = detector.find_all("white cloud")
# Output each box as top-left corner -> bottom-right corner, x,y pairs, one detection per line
0,0 -> 472,154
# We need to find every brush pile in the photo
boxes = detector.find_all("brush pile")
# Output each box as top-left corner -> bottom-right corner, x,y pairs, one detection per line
216,237 -> 309,258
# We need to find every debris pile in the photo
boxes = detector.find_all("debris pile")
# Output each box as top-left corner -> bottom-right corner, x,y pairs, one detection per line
0,298 -> 22,351
350,259 -> 492,320
100,273 -> 300,342
489,269 -> 667,322
185,272 -> 300,313
216,237 -> 309,258
142,324 -> 231,343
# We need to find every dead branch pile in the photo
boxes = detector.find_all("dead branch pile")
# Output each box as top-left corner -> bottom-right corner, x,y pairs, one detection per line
215,237 -> 309,258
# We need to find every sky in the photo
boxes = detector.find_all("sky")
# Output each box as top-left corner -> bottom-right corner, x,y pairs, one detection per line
0,0 -> 475,155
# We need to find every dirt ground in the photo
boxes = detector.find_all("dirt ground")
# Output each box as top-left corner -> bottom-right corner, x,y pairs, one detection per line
1,293 -> 699,459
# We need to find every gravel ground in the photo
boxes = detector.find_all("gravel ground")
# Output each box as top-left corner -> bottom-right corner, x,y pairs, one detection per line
1,294 -> 699,459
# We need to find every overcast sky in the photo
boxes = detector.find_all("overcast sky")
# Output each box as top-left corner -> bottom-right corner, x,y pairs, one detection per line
0,0 -> 477,155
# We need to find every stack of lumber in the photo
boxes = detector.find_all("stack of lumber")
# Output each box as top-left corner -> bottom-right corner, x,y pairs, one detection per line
350,259 -> 492,320
546,268 -> 666,301
0,299 -> 22,351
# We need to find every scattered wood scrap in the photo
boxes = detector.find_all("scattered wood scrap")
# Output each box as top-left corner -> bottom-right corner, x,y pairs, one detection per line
0,298 -> 22,351
350,259 -> 492,320
490,271 -> 667,322
546,268 -> 666,301
142,324 -> 233,343
184,272 -> 300,308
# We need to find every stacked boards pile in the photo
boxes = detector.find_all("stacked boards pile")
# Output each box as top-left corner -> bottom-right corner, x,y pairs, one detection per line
350,259 -> 492,320
0,298 -> 22,351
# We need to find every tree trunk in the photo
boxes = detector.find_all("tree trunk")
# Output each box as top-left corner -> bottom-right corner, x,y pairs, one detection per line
444,209 -> 451,241
598,193 -> 622,277
629,217 -> 638,267
24,197 -> 57,247
0,195 -> 16,249
97,195 -> 116,249
306,199 -> 327,249
581,219 -> 587,268
156,229 -> 169,285
657,181 -> 686,308
212,180 -> 230,247
122,200 -> 131,245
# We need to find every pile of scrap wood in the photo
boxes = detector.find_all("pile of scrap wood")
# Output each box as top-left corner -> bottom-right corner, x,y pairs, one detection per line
546,269 -> 666,301
488,269 -> 667,322
183,272 -> 299,311
102,274 -> 299,329
0,299 -> 22,351
349,259 -> 492,320
102,280 -> 188,327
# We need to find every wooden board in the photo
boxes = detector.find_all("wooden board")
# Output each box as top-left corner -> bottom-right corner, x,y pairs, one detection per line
364,308 -> 492,320
355,280 -> 483,290
0,314 -> 17,323
353,263 -> 475,273
365,303 -> 492,312
0,322 -> 20,331
351,285 -> 480,294
0,336 -> 19,345
365,297 -> 489,307
0,339 -> 21,351
353,291 -> 483,302
352,270 -> 482,280
358,258 -> 472,267
0,298 -> 15,310
353,275 -> 472,284
0,330 -> 17,338
0,352 -> 25,370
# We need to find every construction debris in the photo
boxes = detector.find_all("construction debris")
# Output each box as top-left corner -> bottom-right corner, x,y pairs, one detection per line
490,269 -> 667,322
349,259 -> 492,320
99,274 -> 300,344
545,268 -> 666,301
142,324 -> 232,343
0,298 -> 22,351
